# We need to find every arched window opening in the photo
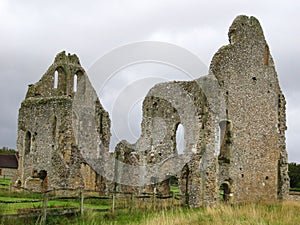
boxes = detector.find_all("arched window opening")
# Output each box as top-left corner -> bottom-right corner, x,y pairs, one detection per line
54,71 -> 58,89
38,170 -> 47,180
25,131 -> 32,155
180,164 -> 190,206
39,170 -> 48,191
54,67 -> 67,94
217,125 -> 221,156
73,74 -> 78,92
220,183 -> 230,202
176,124 -> 184,154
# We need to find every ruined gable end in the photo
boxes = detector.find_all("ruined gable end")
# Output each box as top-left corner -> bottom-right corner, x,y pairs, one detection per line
26,51 -> 85,99
14,51 -> 111,193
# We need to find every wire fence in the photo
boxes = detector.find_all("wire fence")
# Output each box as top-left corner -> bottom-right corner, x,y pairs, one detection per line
0,185 -> 183,225
0,177 -> 11,192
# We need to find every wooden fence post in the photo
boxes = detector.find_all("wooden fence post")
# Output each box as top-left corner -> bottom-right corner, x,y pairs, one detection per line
112,192 -> 115,215
41,192 -> 48,225
152,192 -> 156,210
80,190 -> 84,215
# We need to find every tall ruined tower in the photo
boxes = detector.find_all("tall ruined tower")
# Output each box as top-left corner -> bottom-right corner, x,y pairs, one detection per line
14,51 -> 110,192
210,15 -> 289,202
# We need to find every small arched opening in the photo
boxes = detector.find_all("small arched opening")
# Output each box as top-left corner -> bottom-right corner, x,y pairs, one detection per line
54,71 -> 58,89
74,70 -> 83,93
38,170 -> 48,191
38,170 -> 47,180
220,182 -> 230,202
180,164 -> 190,206
176,123 -> 184,155
73,74 -> 78,92
54,67 -> 67,94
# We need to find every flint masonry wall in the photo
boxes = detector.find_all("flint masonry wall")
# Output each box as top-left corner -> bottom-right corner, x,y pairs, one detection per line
115,79 -> 222,207
210,15 -> 289,202
14,15 -> 289,206
14,51 -> 111,192
116,15 -> 289,206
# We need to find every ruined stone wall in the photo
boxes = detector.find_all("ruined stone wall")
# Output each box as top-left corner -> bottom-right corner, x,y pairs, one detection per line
17,96 -> 83,190
80,163 -> 97,190
114,140 -> 142,193
15,51 -> 111,192
115,15 -> 288,206
14,15 -> 288,206
115,78 -> 222,206
25,52 -> 82,99
210,15 -> 289,202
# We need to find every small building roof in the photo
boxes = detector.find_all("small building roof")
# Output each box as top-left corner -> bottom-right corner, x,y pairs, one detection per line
0,154 -> 18,169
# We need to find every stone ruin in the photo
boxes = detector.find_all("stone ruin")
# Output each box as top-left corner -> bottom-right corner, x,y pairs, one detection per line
14,51 -> 111,193
14,15 -> 289,207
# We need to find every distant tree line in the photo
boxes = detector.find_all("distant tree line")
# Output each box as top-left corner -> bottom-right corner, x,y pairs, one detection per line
0,147 -> 16,155
289,162 -> 300,188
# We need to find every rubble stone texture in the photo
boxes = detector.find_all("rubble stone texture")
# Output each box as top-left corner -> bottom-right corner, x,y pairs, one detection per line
115,15 -> 289,206
14,15 -> 289,206
210,15 -> 289,203
14,51 -> 111,192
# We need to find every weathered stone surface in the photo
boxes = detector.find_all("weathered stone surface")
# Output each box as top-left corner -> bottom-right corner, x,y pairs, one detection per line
14,15 -> 289,207
115,15 -> 289,206
14,51 -> 111,192
210,15 -> 289,203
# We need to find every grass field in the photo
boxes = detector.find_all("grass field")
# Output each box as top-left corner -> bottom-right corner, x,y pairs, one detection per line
1,200 -> 299,225
0,191 -> 111,215
141,201 -> 300,225
0,179 -> 299,225
64,201 -> 300,225
0,178 -> 10,190
0,178 -> 10,185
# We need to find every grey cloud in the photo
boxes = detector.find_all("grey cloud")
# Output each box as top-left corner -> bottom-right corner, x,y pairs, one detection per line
0,0 -> 299,163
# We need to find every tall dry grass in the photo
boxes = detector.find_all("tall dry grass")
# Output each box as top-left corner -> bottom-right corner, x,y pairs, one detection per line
2,199 -> 298,225
138,201 -> 300,225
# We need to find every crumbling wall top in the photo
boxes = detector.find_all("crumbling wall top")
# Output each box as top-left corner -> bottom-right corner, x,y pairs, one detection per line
228,15 -> 265,45
54,51 -> 81,66
25,51 -> 85,99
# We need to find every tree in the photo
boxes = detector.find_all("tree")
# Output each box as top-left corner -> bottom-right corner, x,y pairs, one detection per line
288,163 -> 300,188
0,147 -> 16,154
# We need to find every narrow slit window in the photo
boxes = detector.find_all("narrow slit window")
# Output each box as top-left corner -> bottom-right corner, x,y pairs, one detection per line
54,71 -> 58,89
73,74 -> 78,92
176,124 -> 185,154
217,125 -> 221,156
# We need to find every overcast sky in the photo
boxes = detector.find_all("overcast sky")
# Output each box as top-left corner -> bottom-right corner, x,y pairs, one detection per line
0,0 -> 299,163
